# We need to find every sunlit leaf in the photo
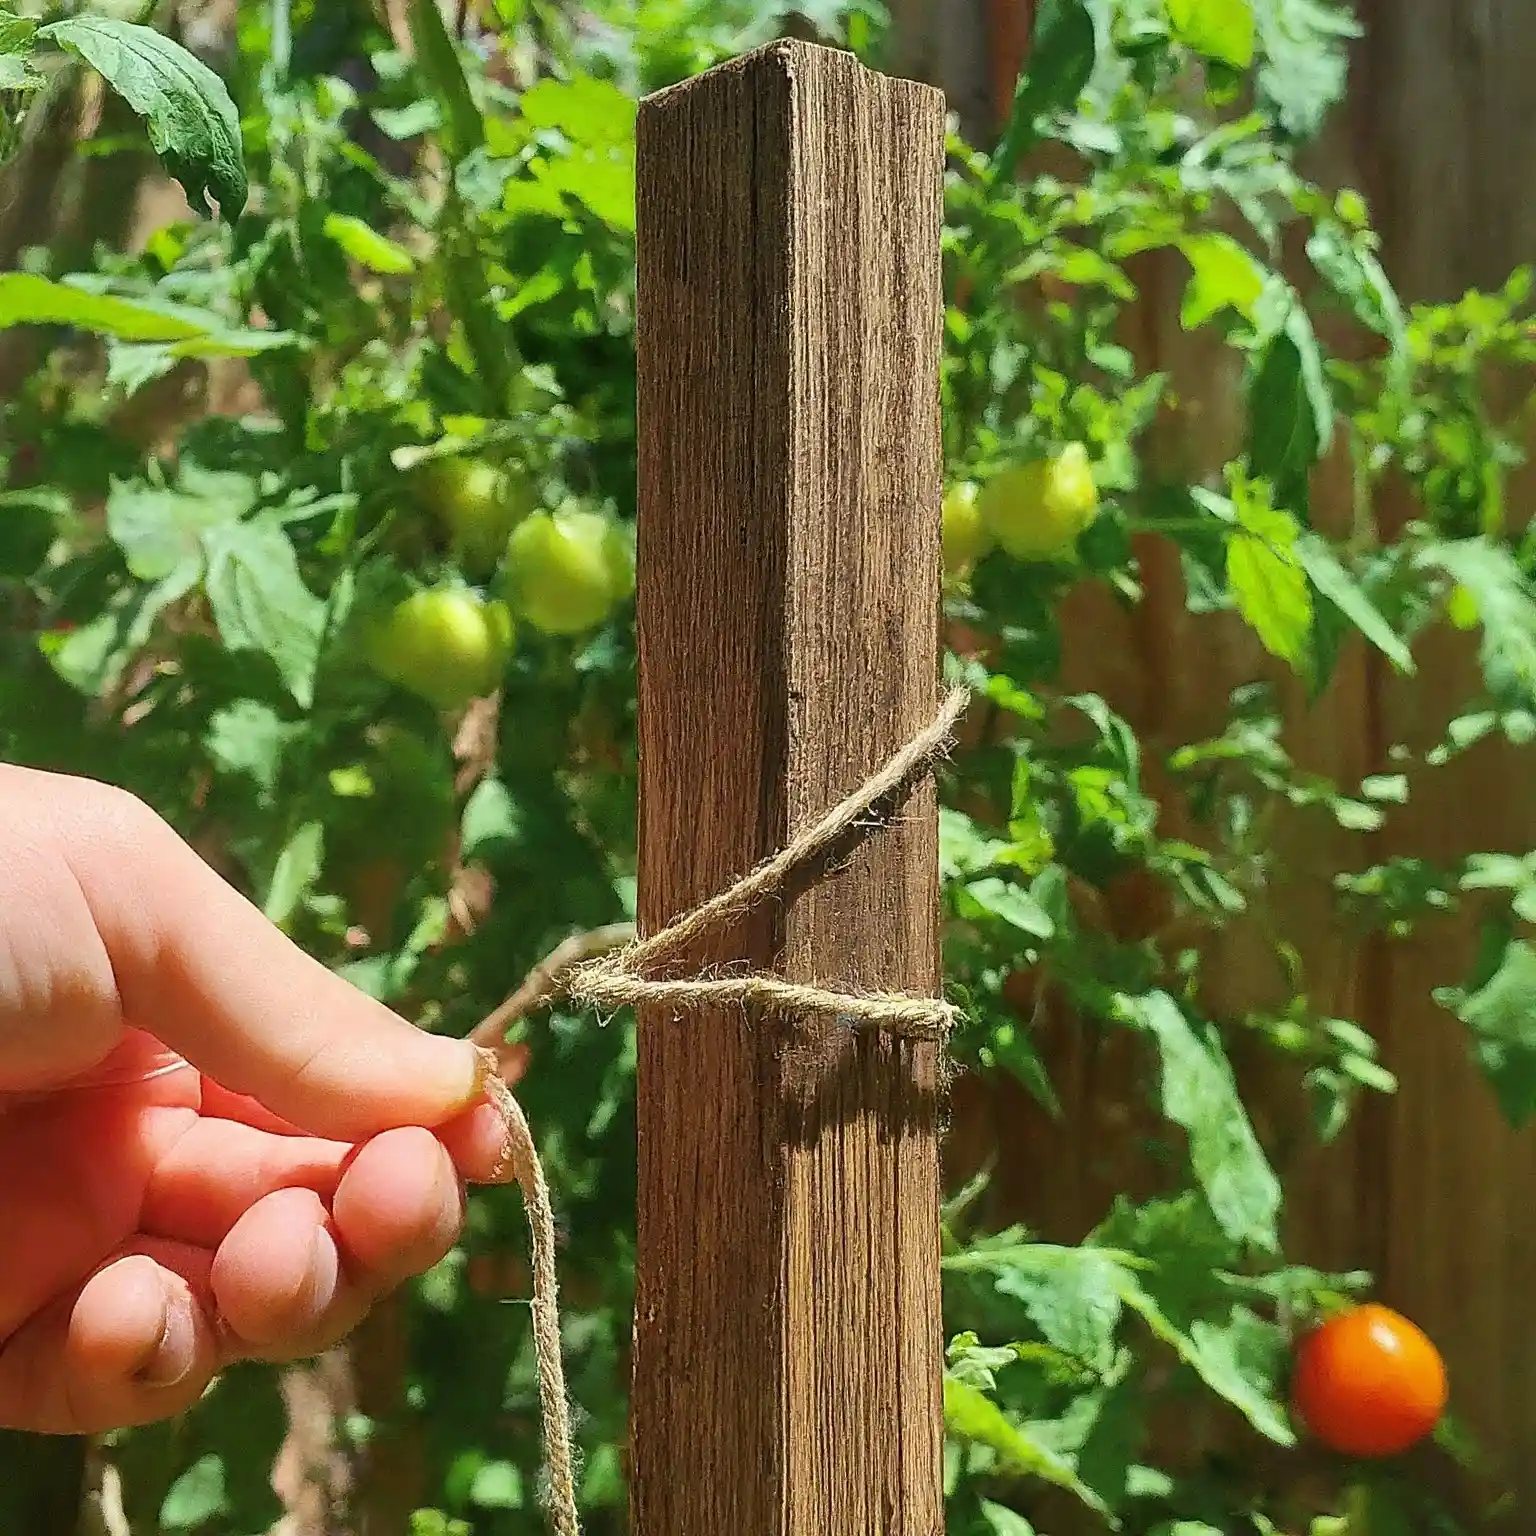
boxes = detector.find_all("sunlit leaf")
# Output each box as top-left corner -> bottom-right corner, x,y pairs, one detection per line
39,17 -> 246,217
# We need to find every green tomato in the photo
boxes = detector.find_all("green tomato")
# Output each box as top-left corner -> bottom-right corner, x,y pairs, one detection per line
365,586 -> 515,710
941,481 -> 991,575
977,442 -> 1100,561
414,456 -> 538,575
502,507 -> 631,636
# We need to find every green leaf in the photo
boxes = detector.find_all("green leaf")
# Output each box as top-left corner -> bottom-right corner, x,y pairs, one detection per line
1227,488 -> 1312,667
0,14 -> 41,92
205,700 -> 297,795
1420,539 -> 1536,709
1294,532 -> 1413,674
1166,0 -> 1255,69
1306,223 -> 1406,356
1439,938 -> 1536,1127
323,213 -> 416,275
0,11 -> 37,54
942,1379 -> 1115,1520
468,1460 -> 524,1509
39,18 -> 246,219
1247,305 -> 1333,483
532,150 -> 636,233
202,520 -> 326,708
1121,993 -> 1281,1250
519,76 -> 636,146
264,820 -> 324,926
42,566 -> 199,696
0,273 -> 208,341
981,1501 -> 1038,1536
990,1245 -> 1128,1376
1119,1276 -> 1294,1443
160,1453 -> 227,1529
107,467 -> 254,581
990,0 -> 1097,179
1251,0 -> 1360,140
461,777 -> 524,859
963,876 -> 1056,940
1178,234 -> 1266,328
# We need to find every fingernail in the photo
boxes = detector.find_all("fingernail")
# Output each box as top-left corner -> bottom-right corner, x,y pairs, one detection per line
141,1282 -> 197,1388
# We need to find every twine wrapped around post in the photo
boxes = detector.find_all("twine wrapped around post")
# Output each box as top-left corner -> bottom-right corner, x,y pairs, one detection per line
484,685 -> 969,1535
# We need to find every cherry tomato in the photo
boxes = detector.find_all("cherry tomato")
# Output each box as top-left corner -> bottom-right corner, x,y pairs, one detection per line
501,505 -> 632,636
365,586 -> 515,711
977,442 -> 1100,561
942,481 -> 992,576
414,455 -> 538,576
1291,1304 -> 1447,1458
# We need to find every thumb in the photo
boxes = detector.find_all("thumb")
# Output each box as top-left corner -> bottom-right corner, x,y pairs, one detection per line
42,769 -> 492,1143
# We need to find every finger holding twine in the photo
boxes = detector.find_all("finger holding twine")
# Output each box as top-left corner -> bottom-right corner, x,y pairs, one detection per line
481,685 -> 970,1535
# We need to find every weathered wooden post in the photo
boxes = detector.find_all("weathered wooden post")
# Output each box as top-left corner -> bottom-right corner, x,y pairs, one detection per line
631,38 -> 948,1535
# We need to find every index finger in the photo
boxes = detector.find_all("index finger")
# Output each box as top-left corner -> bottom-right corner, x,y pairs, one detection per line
19,765 -> 493,1143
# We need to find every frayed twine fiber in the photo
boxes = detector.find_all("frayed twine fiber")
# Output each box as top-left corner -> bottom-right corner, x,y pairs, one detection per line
483,685 -> 969,1533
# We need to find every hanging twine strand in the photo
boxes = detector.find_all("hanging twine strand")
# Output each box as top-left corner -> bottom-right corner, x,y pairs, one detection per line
478,1062 -> 583,1536
481,685 -> 970,1535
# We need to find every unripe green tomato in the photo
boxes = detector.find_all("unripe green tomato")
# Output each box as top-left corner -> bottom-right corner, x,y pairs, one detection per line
502,507 -> 628,636
941,481 -> 992,575
414,456 -> 538,576
365,586 -> 515,710
602,519 -> 636,602
977,442 -> 1100,561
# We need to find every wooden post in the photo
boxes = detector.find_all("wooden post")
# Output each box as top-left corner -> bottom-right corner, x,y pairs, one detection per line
632,38 -> 947,1536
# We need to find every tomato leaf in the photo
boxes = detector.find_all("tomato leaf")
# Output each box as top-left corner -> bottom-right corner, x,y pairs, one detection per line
1166,0 -> 1255,70
159,1453 -> 227,1529
961,876 -> 1057,940
990,0 -> 1098,180
1251,0 -> 1360,140
1178,233 -> 1266,328
519,76 -> 636,146
1247,304 -> 1333,486
1120,993 -> 1281,1251
39,17 -> 246,219
1294,532 -> 1414,674
1226,488 -> 1312,668
1437,938 -> 1536,1128
322,214 -> 416,275
263,820 -> 324,927
202,520 -> 326,709
107,468 -> 255,581
1419,538 -> 1536,708
942,1379 -> 1116,1520
989,1245 -> 1129,1376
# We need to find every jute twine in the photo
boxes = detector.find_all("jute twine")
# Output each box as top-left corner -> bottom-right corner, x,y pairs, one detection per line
481,685 -> 969,1535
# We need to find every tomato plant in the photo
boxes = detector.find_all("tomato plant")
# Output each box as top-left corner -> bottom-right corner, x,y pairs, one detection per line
0,0 -> 1533,1532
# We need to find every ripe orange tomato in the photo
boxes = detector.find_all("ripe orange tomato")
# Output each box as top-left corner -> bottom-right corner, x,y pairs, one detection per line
1291,1304 -> 1447,1458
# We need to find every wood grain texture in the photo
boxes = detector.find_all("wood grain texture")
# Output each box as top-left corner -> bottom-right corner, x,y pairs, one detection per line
632,38 -> 946,1536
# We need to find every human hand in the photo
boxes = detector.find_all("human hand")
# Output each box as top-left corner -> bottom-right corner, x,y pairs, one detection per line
0,764 -> 518,1434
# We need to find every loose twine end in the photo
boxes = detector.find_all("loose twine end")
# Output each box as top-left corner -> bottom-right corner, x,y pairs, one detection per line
481,685 -> 970,1534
